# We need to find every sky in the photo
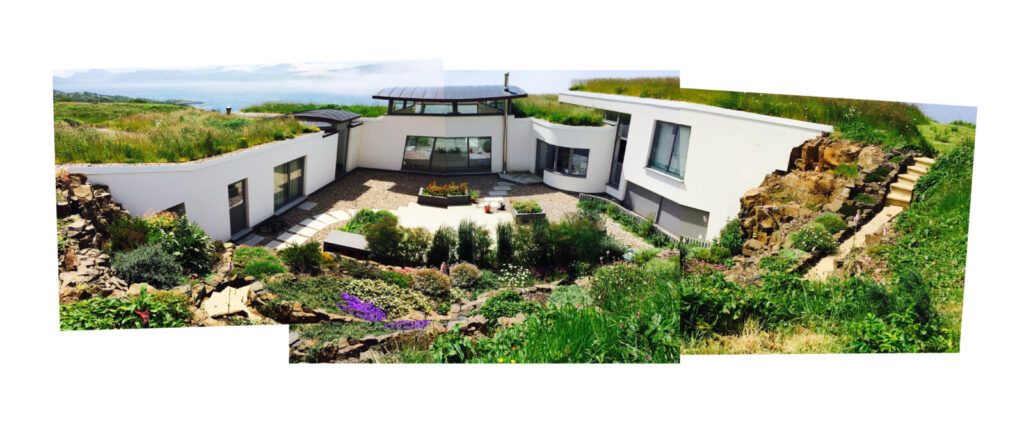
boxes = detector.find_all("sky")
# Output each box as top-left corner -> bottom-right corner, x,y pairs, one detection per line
52,60 -> 976,123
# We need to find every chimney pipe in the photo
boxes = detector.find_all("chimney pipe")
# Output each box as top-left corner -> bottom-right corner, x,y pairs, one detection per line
226,106 -> 232,115
504,72 -> 509,92
502,72 -> 510,174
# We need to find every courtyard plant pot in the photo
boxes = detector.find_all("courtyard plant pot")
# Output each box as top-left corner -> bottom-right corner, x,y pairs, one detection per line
511,206 -> 546,224
417,188 -> 471,208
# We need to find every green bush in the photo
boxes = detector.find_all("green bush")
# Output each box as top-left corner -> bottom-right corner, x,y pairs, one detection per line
450,263 -> 482,288
548,285 -> 592,308
690,246 -> 732,265
153,216 -> 215,275
340,209 -> 396,235
365,213 -> 402,264
243,260 -> 288,280
848,308 -> 940,353
107,216 -> 151,252
679,273 -> 782,339
716,218 -> 744,255
474,290 -> 538,325
60,286 -> 192,330
788,222 -> 837,253
457,219 -> 475,263
758,248 -> 807,273
411,268 -> 452,300
427,225 -> 458,266
336,256 -> 382,279
549,213 -> 608,267
495,222 -> 514,266
471,225 -> 493,267
864,164 -> 893,183
112,244 -> 183,288
631,248 -> 662,265
511,200 -> 542,214
398,227 -> 431,266
379,270 -> 413,288
814,212 -> 848,234
278,240 -> 324,274
526,219 -> 553,267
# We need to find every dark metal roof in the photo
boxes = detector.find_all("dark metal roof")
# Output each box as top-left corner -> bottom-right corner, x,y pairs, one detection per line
289,109 -> 361,124
372,85 -> 527,102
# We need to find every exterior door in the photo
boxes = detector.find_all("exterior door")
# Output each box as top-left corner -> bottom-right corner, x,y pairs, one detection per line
228,179 -> 248,237
335,124 -> 349,178
535,140 -> 545,175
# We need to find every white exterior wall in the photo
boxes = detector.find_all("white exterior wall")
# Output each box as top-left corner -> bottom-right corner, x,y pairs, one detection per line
63,132 -> 339,241
559,91 -> 832,239
530,118 -> 615,193
351,115 -> 509,172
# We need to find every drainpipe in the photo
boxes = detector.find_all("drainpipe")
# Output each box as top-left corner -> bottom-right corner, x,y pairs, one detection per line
502,72 -> 510,174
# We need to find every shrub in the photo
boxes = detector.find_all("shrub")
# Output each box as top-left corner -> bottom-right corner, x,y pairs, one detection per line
526,219 -> 553,267
814,212 -> 848,234
457,220 -> 475,263
590,262 -> 649,313
153,216 -> 215,275
243,259 -> 288,280
549,213 -> 608,266
473,270 -> 501,294
427,225 -> 458,266
112,244 -> 183,288
450,263 -> 482,288
788,222 -> 837,253
471,225 -> 493,267
511,200 -> 542,214
107,216 -> 151,252
690,245 -> 732,265
716,218 -> 744,255
548,285 -> 592,308
832,163 -> 859,179
631,248 -> 662,265
474,290 -> 538,325
848,308 -> 937,353
365,213 -> 402,264
380,270 -> 413,288
60,286 -> 192,330
340,209 -> 396,235
758,248 -> 807,273
495,222 -> 514,266
278,240 -> 324,274
399,227 -> 431,266
336,256 -> 382,279
411,268 -> 452,299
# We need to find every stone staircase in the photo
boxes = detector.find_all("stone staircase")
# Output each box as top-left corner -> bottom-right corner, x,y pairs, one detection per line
885,156 -> 935,208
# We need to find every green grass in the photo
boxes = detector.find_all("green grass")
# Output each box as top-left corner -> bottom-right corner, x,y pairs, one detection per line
570,77 -> 933,154
241,102 -> 387,118
54,102 -> 315,163
511,94 -> 604,126
292,322 -> 391,342
918,121 -> 977,155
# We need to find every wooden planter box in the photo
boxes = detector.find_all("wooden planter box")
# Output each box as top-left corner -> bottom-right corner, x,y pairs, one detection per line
417,188 -> 470,208
511,207 -> 546,224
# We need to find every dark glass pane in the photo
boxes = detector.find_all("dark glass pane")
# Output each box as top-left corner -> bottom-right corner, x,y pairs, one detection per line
571,149 -> 589,176
422,102 -> 454,114
468,137 -> 491,171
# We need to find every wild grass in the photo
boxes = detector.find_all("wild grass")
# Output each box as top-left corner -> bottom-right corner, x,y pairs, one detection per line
241,102 -> 387,118
570,77 -> 933,154
54,102 -> 314,163
918,120 -> 976,155
511,94 -> 604,126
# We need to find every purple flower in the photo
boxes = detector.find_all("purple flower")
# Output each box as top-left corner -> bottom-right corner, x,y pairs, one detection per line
385,320 -> 431,330
336,292 -> 387,322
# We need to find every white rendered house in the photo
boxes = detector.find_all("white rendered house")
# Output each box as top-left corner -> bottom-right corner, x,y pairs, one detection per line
64,84 -> 831,242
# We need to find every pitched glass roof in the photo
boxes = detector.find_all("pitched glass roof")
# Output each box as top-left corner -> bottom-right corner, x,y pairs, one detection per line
289,109 -> 361,123
373,85 -> 527,102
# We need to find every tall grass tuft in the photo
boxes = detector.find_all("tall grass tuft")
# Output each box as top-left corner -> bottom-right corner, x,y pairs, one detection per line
511,95 -> 604,126
241,102 -> 387,118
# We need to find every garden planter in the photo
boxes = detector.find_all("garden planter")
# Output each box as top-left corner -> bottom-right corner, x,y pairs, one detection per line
417,188 -> 470,208
511,207 -> 546,224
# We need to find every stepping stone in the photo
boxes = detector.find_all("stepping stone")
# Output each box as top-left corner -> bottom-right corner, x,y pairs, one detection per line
238,234 -> 264,246
297,200 -> 317,211
328,210 -> 351,221
496,181 -> 514,186
300,218 -> 315,226
265,240 -> 284,250
287,224 -> 305,234
202,285 -> 251,318
492,185 -> 512,191
296,227 -> 318,238
487,190 -> 508,196
314,213 -> 339,225
306,220 -> 327,230
276,232 -> 309,245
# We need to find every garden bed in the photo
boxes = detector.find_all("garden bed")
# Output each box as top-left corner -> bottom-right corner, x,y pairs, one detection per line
510,200 -> 546,224
417,182 -> 471,208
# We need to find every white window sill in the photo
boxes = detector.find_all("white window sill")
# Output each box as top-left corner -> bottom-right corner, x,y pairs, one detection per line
645,167 -> 684,183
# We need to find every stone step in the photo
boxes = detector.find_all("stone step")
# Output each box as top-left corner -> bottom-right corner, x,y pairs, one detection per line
898,173 -> 921,183
890,181 -> 915,194
907,164 -> 929,176
914,156 -> 936,166
491,185 -> 512,191
486,190 -> 508,196
886,191 -> 912,208
238,234 -> 265,246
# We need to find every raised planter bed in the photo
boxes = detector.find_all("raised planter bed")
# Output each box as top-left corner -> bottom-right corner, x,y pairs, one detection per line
417,188 -> 470,208
509,203 -> 548,224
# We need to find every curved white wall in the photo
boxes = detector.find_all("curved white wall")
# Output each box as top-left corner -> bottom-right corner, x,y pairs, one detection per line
530,118 -> 615,193
62,132 -> 339,241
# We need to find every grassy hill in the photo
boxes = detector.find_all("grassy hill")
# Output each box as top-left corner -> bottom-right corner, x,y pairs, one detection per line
241,102 -> 387,118
570,77 -> 935,156
53,90 -> 198,106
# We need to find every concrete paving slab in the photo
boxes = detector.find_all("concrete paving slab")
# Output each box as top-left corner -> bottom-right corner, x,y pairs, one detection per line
287,224 -> 304,234
327,210 -> 351,221
238,234 -> 265,246
306,220 -> 327,230
277,233 -> 309,245
296,227 -> 318,237
265,240 -> 284,250
486,190 -> 508,196
298,201 -> 318,211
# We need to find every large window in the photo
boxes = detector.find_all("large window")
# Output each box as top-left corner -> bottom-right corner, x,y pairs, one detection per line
402,136 -> 491,173
273,157 -> 304,210
388,99 -> 505,115
648,121 -> 690,178
537,139 -> 589,177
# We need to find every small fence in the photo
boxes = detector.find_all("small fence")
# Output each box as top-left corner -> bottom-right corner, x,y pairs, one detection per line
578,193 -> 712,248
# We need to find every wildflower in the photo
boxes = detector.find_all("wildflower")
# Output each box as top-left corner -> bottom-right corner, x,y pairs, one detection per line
498,358 -> 504,363
511,359 -> 516,364
135,309 -> 150,325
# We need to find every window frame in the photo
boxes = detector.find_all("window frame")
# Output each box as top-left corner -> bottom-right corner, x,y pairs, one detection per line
646,120 -> 689,179
537,139 -> 590,178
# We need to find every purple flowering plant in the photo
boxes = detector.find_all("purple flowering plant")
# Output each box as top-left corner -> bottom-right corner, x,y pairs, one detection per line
385,320 -> 431,330
336,292 -> 388,322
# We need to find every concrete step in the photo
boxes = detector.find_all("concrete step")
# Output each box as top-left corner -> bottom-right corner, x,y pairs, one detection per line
486,190 -> 508,196
491,185 -> 512,191
908,164 -> 929,176
886,191 -> 911,208
914,156 -> 936,167
898,173 -> 921,184
890,181 -> 915,194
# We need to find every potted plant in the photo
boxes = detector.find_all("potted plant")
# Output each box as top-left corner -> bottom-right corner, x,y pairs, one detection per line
510,200 -> 545,224
418,181 -> 471,207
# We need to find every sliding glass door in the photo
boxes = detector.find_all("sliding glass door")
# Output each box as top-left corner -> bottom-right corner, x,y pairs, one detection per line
401,136 -> 491,173
273,157 -> 305,210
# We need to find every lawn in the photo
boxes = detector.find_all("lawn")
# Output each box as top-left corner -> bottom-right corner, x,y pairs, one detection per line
918,120 -> 976,155
54,102 -> 315,163
511,94 -> 604,126
241,102 -> 387,118
569,77 -> 934,155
